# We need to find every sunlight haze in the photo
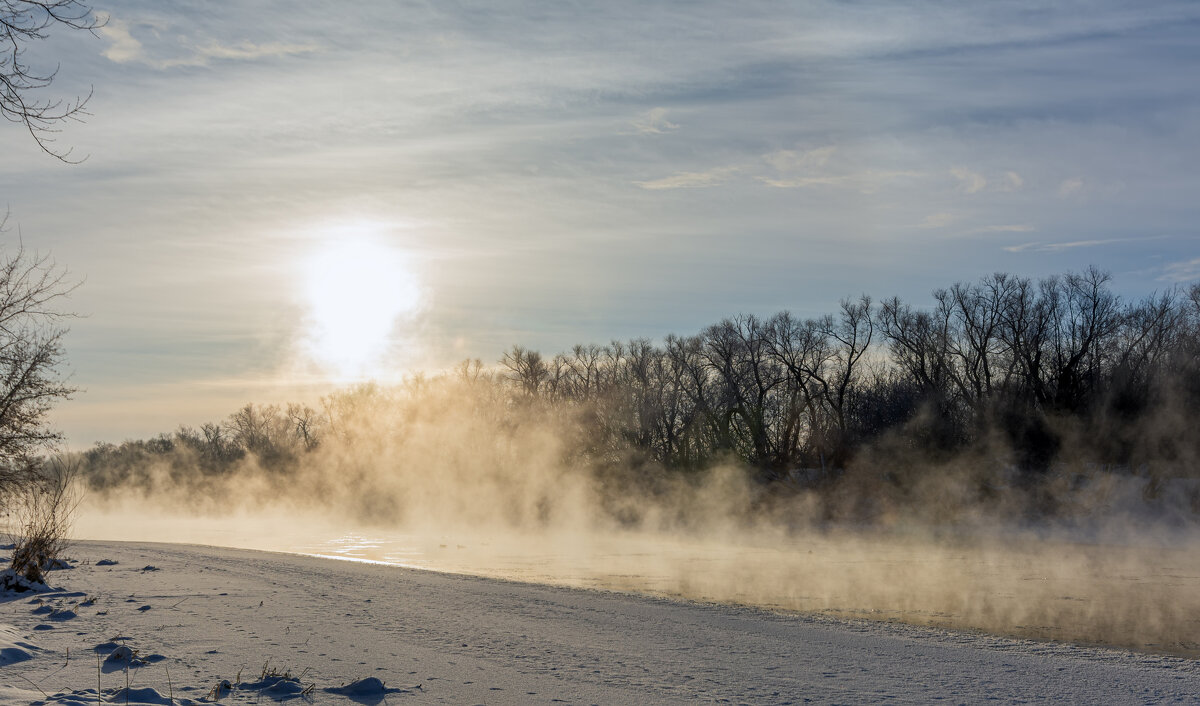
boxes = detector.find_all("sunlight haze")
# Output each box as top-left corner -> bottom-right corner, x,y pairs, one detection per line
299,226 -> 424,381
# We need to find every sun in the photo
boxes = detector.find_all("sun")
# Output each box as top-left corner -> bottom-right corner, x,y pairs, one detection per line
301,232 -> 421,379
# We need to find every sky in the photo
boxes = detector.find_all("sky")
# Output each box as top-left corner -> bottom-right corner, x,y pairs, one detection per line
1,0 -> 1199,446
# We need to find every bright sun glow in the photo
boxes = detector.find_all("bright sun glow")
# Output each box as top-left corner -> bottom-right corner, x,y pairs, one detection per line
302,232 -> 421,379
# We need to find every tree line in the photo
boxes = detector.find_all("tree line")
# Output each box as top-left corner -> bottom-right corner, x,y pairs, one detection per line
80,269 -> 1200,514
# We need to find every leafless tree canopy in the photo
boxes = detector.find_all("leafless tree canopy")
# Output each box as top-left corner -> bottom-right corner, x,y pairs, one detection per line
1,0 -> 101,160
0,232 -> 76,503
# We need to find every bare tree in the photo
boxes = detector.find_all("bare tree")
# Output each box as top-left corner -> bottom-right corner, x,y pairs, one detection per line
808,296 -> 874,466
454,357 -> 485,386
700,316 -> 786,473
877,295 -> 953,399
563,344 -> 603,400
287,403 -> 322,452
2,0 -> 102,160
1047,267 -> 1122,411
500,345 -> 548,397
0,238 -> 75,503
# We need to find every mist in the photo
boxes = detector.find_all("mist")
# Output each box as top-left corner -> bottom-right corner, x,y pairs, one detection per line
73,270 -> 1200,657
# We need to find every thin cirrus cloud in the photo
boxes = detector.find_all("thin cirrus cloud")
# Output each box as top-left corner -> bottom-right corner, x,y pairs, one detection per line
757,170 -> 921,193
638,146 -> 918,193
971,224 -> 1035,234
950,167 -> 988,194
98,14 -> 320,69
1158,258 -> 1200,282
630,108 -> 679,135
635,166 -> 741,190
1003,236 -> 1158,253
919,213 -> 957,229
1058,178 -> 1086,197
762,146 -> 837,172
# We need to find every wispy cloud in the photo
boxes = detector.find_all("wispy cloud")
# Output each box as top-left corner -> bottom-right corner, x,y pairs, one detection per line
631,107 -> 679,135
762,146 -> 836,172
1058,177 -> 1085,197
756,146 -> 915,192
99,14 -> 319,69
757,169 -> 920,193
1158,258 -> 1200,282
636,166 -> 740,190
919,212 -> 956,229
951,167 -> 987,194
971,224 -> 1035,234
756,175 -> 845,188
188,41 -> 320,64
1004,236 -> 1145,253
98,17 -> 144,64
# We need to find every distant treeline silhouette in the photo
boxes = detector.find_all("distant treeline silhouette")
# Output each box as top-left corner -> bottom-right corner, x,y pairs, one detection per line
80,268 -> 1200,520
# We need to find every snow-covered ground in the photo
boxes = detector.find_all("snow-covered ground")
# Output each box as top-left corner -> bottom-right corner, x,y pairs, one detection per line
2,540 -> 1199,704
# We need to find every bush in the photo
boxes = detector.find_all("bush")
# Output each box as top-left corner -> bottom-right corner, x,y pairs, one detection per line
7,457 -> 79,585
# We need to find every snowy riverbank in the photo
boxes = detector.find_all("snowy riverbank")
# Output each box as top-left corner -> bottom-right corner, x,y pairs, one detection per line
2,540 -> 1199,704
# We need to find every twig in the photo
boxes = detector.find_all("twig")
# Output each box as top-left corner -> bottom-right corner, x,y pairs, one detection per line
11,673 -> 47,698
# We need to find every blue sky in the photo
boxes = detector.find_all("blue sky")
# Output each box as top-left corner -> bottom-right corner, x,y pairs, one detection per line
2,1 -> 1198,445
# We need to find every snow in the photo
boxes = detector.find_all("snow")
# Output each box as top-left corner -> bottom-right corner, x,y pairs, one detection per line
0,569 -> 51,595
0,540 -> 1197,704
0,625 -> 39,667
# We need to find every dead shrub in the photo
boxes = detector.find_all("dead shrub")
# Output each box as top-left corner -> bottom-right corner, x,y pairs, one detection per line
7,456 -> 80,584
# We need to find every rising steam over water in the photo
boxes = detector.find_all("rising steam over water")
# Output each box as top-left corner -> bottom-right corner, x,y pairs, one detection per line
75,503 -> 1200,657
73,373 -> 1200,658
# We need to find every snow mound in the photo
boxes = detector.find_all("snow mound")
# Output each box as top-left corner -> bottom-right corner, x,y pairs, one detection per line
105,644 -> 136,663
239,675 -> 312,700
102,643 -> 147,671
326,677 -> 386,691
0,624 -> 39,666
106,686 -> 191,705
0,568 -> 51,593
18,686 -> 200,705
324,677 -> 412,696
42,557 -> 72,571
325,676 -> 412,703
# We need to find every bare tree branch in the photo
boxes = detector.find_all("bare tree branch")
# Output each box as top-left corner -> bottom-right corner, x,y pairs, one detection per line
1,0 -> 103,161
